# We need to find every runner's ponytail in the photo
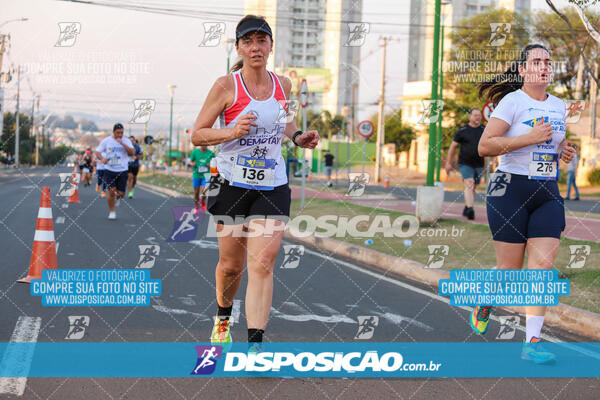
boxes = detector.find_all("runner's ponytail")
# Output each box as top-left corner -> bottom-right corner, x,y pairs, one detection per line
478,44 -> 549,104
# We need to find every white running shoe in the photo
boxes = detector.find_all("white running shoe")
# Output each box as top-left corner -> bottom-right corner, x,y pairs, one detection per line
115,198 -> 121,207
108,211 -> 117,220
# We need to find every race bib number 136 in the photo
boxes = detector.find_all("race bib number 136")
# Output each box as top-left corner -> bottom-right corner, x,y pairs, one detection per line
231,154 -> 276,190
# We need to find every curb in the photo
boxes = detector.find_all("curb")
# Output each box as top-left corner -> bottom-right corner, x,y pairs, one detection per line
284,226 -> 600,341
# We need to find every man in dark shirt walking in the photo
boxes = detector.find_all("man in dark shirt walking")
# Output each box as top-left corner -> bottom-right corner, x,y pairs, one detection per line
323,150 -> 335,187
445,108 -> 485,220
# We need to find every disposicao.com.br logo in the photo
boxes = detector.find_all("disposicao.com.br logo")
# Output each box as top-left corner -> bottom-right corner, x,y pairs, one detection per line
189,344 -> 442,377
223,351 -> 442,374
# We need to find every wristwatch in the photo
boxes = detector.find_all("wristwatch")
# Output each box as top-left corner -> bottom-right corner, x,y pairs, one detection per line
292,130 -> 303,146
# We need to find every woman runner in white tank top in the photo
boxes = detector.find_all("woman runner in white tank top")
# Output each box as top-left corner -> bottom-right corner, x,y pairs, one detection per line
191,15 -> 319,351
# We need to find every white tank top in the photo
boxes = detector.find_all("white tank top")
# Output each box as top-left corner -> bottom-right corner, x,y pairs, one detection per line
217,69 -> 288,189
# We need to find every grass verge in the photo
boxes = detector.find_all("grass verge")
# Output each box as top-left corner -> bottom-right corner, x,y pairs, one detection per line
290,198 -> 600,314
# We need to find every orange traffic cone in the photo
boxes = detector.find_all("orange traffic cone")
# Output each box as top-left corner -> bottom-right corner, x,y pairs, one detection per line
68,173 -> 80,203
384,174 -> 390,189
18,187 -> 58,283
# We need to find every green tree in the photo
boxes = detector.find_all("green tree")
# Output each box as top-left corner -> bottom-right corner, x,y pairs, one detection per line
446,8 -> 531,110
304,110 -> 348,139
1,112 -> 33,163
40,145 -> 74,165
367,109 -> 415,152
534,7 -> 599,98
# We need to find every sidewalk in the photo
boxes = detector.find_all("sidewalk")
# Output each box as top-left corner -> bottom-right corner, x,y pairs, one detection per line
144,170 -> 600,242
291,185 -> 600,243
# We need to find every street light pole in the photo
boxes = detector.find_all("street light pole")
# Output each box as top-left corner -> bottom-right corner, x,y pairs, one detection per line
15,65 -> 21,167
435,14 -> 446,182
176,114 -> 182,166
426,0 -> 442,186
167,85 -> 176,167
375,37 -> 388,183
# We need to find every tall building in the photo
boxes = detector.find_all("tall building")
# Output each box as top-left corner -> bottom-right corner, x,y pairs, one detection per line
401,0 -> 530,173
244,0 -> 363,120
407,0 -> 530,83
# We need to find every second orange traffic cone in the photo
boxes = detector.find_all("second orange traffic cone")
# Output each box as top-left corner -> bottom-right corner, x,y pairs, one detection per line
18,187 -> 58,283
68,173 -> 80,203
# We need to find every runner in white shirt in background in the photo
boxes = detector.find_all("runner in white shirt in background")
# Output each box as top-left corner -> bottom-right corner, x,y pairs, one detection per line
95,123 -> 135,220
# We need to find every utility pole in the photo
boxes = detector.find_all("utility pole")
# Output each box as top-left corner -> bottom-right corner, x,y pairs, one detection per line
31,95 -> 39,166
375,37 -> 387,183
15,65 -> 21,167
591,60 -> 598,139
350,84 -> 357,143
0,34 -> 7,74
167,85 -> 176,167
143,122 -> 148,163
0,34 -> 8,137
575,53 -> 584,100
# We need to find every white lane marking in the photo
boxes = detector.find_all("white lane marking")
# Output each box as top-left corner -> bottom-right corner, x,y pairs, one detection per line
145,237 -> 159,245
21,185 -> 36,189
61,204 -> 68,209
298,244 -> 600,359
189,240 -> 219,249
55,217 -> 65,224
138,186 -> 168,198
271,301 -> 355,324
166,259 -> 180,262
375,310 -> 433,332
179,297 -> 196,306
232,300 -> 241,324
0,316 -> 42,396
55,242 -> 59,254
151,299 -> 209,320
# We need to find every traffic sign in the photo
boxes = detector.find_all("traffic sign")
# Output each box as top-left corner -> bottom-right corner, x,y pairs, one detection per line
482,101 -> 495,123
300,79 -> 308,108
357,120 -> 374,138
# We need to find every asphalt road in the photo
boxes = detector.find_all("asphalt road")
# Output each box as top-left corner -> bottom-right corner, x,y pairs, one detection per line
1,167 -> 598,399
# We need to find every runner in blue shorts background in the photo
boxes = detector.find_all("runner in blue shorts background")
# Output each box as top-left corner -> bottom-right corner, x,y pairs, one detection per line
472,44 -> 576,364
189,145 -> 215,214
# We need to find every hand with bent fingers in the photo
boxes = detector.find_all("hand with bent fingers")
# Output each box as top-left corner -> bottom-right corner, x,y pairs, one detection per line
231,113 -> 257,140
560,141 -> 576,164
295,130 -> 320,149
528,122 -> 553,145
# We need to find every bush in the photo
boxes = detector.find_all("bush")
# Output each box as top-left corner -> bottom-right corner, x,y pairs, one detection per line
40,145 -> 74,166
588,168 -> 600,186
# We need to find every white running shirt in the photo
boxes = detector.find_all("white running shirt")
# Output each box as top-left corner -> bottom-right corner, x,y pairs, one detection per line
96,136 -> 133,173
490,89 -> 566,176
